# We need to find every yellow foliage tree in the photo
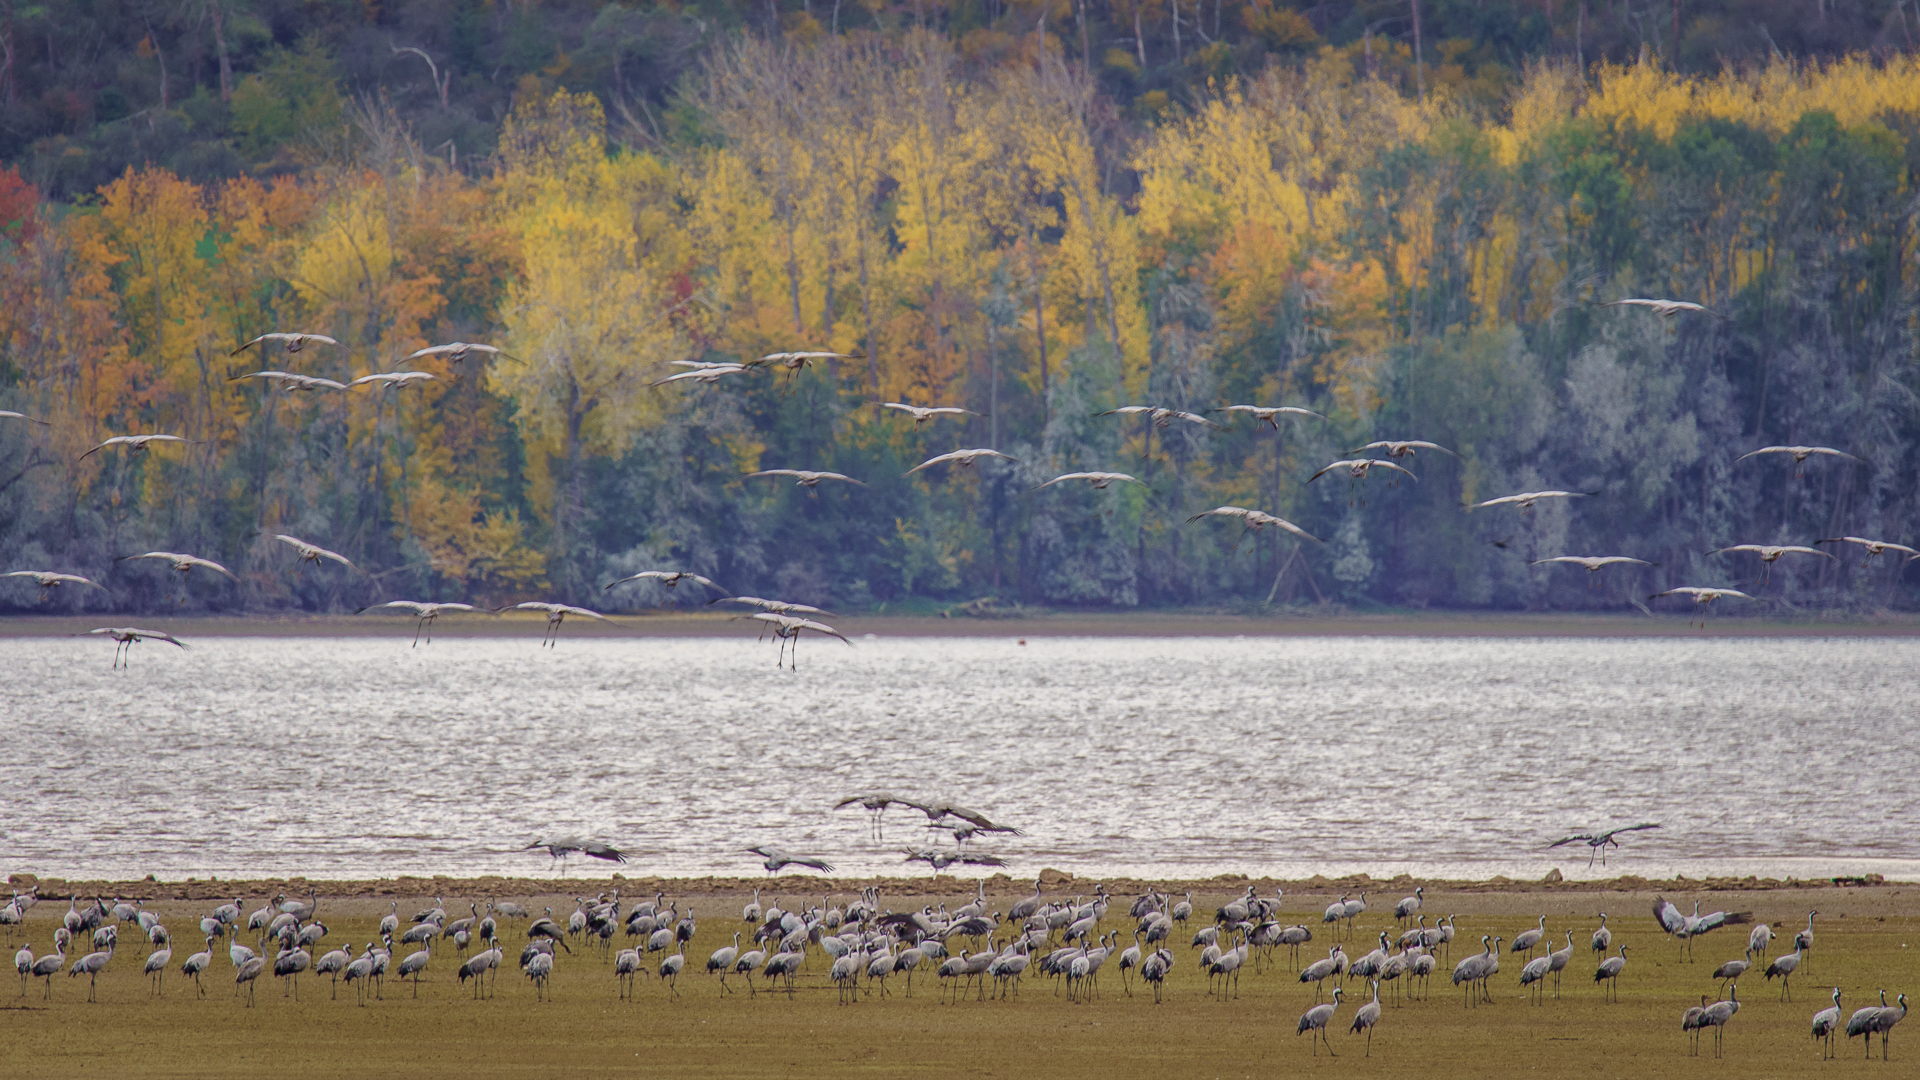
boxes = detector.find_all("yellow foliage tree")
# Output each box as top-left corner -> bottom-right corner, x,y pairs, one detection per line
492,88 -> 698,590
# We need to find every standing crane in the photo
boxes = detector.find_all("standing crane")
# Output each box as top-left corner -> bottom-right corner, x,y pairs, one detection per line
1865,993 -> 1907,1060
1511,915 -> 1547,958
1764,946 -> 1803,1001
1519,950 -> 1552,1005
29,940 -> 64,999
1349,980 -> 1383,1055
1451,935 -> 1500,1008
1298,985 -> 1345,1056
1700,983 -> 1740,1057
1794,911 -> 1817,972
1682,994 -> 1712,1056
1546,931 -> 1576,998
181,936 -> 214,997
1812,987 -> 1844,1060
235,955 -> 267,1006
1594,944 -> 1629,1003
143,943 -> 172,994
397,944 -> 430,997
1392,887 -> 1423,926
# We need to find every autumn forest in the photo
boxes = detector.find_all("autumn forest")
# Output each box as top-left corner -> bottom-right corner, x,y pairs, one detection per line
4,2 -> 1920,615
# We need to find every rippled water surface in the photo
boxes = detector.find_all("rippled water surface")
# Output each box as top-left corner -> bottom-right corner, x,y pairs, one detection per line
4,635 -> 1916,882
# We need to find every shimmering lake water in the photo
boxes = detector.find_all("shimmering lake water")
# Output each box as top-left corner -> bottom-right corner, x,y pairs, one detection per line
3,635 -> 1915,883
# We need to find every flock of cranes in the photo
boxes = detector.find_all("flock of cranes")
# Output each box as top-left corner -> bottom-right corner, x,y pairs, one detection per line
7,297 -> 1910,661
4,879 -> 1904,1063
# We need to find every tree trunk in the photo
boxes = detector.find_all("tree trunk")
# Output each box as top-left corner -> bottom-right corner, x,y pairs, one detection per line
1137,421 -> 1154,597
1412,0 -> 1424,103
783,218 -> 803,334
147,19 -> 169,111
1077,0 -> 1089,70
2,0 -> 15,107
987,319 -> 999,450
210,1 -> 231,101
561,373 -> 585,597
858,233 -> 877,392
1028,231 -> 1048,415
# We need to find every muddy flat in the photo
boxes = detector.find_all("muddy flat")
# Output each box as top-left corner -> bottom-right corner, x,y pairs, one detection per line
1,874 -> 1911,1078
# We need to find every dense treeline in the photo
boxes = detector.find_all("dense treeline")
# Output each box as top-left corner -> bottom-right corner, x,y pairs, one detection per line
5,2 -> 1916,202
3,23 -> 1920,615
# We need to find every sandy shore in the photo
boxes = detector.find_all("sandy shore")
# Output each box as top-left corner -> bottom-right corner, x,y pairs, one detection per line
7,870 -> 1910,917
5,610 -> 1920,638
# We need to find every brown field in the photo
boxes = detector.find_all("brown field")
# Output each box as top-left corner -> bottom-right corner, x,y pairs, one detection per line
5,610 -> 1920,639
0,874 -> 1911,1078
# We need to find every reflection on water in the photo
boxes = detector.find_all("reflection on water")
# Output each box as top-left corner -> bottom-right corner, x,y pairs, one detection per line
3,635 -> 1915,882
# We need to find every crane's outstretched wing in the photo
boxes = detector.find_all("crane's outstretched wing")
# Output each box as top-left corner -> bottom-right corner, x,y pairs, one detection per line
1187,506 -> 1253,523
274,535 -> 356,569
359,600 -> 424,615
1166,410 -> 1220,428
790,618 -> 850,644
577,841 -> 628,863
652,367 -> 746,385
904,449 -> 1015,475
231,332 -> 340,354
1472,490 -> 1593,509
182,556 -> 241,582
3,571 -> 106,590
1209,404 -> 1326,420
1532,556 -> 1651,569
1034,472 -> 1144,490
933,804 -> 1011,831
1819,536 -> 1920,558
404,342 -> 512,362
1605,822 -> 1661,838
1692,909 -> 1754,933
79,434 -> 191,461
1735,445 -> 1858,463
1652,897 -> 1686,935
1350,440 -> 1458,457
348,371 -> 438,389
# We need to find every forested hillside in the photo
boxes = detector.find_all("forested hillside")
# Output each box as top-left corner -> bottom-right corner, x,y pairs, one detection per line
3,4 -> 1920,615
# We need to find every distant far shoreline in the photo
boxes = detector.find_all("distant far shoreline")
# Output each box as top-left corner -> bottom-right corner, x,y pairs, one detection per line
3,610 -> 1920,638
